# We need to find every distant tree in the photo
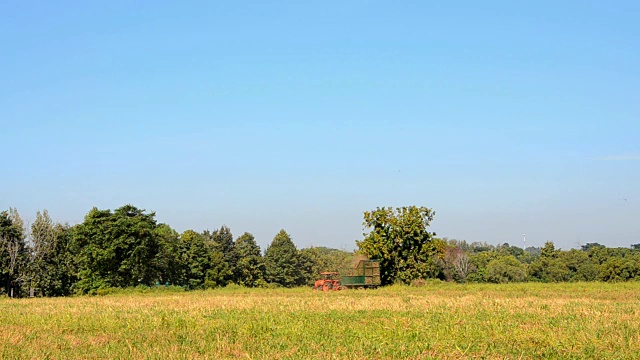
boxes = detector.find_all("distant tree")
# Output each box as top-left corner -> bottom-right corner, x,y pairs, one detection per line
529,241 -> 570,282
206,225 -> 238,284
0,209 -> 28,297
71,205 -> 161,293
631,244 -> 640,251
235,232 -> 260,259
298,247 -> 354,286
27,210 -> 75,296
586,246 -> 634,266
581,243 -> 605,252
444,238 -> 471,252
530,259 -> 570,282
598,254 -> 640,282
468,251 -> 504,282
204,251 -> 231,288
540,241 -> 557,258
575,262 -> 600,281
206,226 -> 233,258
524,246 -> 542,257
155,224 -> 184,286
449,247 -> 474,283
558,249 -> 594,282
484,255 -> 527,283
180,230 -> 211,289
437,245 -> 457,282
264,230 -> 304,287
469,241 -> 494,253
296,249 -> 317,287
234,232 -> 265,287
356,206 -> 442,285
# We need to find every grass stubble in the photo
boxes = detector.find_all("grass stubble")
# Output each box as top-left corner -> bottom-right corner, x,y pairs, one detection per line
1,282 -> 639,359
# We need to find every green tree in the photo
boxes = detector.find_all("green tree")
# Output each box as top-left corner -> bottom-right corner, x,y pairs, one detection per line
298,247 -> 354,286
71,205 -> 161,293
575,262 -> 600,281
27,210 -> 75,296
0,209 -> 28,297
598,255 -> 640,282
540,241 -> 557,258
207,225 -> 238,284
557,249 -> 596,282
529,242 -> 570,282
581,242 -> 605,252
264,230 -> 304,287
155,224 -> 184,286
205,251 -> 231,288
177,229 -> 230,289
180,230 -> 210,289
484,255 -> 527,283
468,251 -> 503,282
234,232 -> 265,287
356,206 -> 441,285
498,243 -> 524,258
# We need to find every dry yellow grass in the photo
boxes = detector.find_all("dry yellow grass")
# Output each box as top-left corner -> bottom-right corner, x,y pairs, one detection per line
1,282 -> 639,359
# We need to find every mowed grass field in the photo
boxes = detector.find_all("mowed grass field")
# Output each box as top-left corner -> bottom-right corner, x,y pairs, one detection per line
1,282 -> 639,359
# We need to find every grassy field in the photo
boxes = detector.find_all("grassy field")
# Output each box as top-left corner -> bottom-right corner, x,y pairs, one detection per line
1,282 -> 639,359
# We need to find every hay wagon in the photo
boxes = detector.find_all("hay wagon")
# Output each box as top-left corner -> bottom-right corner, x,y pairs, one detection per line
314,259 -> 381,291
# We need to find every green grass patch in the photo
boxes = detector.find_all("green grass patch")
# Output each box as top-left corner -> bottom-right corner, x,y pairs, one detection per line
1,282 -> 639,359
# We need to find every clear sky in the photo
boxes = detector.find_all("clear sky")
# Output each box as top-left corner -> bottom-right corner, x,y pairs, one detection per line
2,1 -> 639,251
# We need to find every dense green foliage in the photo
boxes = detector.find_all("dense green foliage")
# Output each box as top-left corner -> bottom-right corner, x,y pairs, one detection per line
28,210 -> 75,296
451,239 -> 640,284
356,206 -> 640,285
1,203 -> 640,297
264,230 -> 307,287
71,205 -> 161,293
234,232 -> 266,287
0,209 -> 28,297
0,205 -> 352,297
357,206 -> 442,285
299,246 -> 354,285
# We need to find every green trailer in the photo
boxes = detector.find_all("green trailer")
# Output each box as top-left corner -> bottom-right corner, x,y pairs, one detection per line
340,260 -> 381,288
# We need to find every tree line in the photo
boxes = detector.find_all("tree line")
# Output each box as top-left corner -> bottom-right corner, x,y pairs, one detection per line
356,206 -> 640,285
0,205 -> 352,297
2,204 -> 639,297
435,239 -> 640,284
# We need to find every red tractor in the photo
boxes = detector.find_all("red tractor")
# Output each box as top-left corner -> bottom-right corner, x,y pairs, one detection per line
314,272 -> 342,291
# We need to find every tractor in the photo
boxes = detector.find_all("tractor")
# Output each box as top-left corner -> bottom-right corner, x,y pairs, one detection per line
313,271 -> 342,291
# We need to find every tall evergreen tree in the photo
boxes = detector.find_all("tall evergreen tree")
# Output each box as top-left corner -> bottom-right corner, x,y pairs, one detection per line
179,230 -> 210,289
234,232 -> 265,287
264,230 -> 304,287
208,225 -> 238,284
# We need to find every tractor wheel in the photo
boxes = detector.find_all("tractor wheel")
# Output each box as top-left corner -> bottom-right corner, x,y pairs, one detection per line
322,282 -> 332,292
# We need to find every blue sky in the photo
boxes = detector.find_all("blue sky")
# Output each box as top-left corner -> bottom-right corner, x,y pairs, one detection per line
2,1 -> 639,250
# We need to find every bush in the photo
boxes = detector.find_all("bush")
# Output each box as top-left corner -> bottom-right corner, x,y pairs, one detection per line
484,255 -> 527,283
410,278 -> 444,287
